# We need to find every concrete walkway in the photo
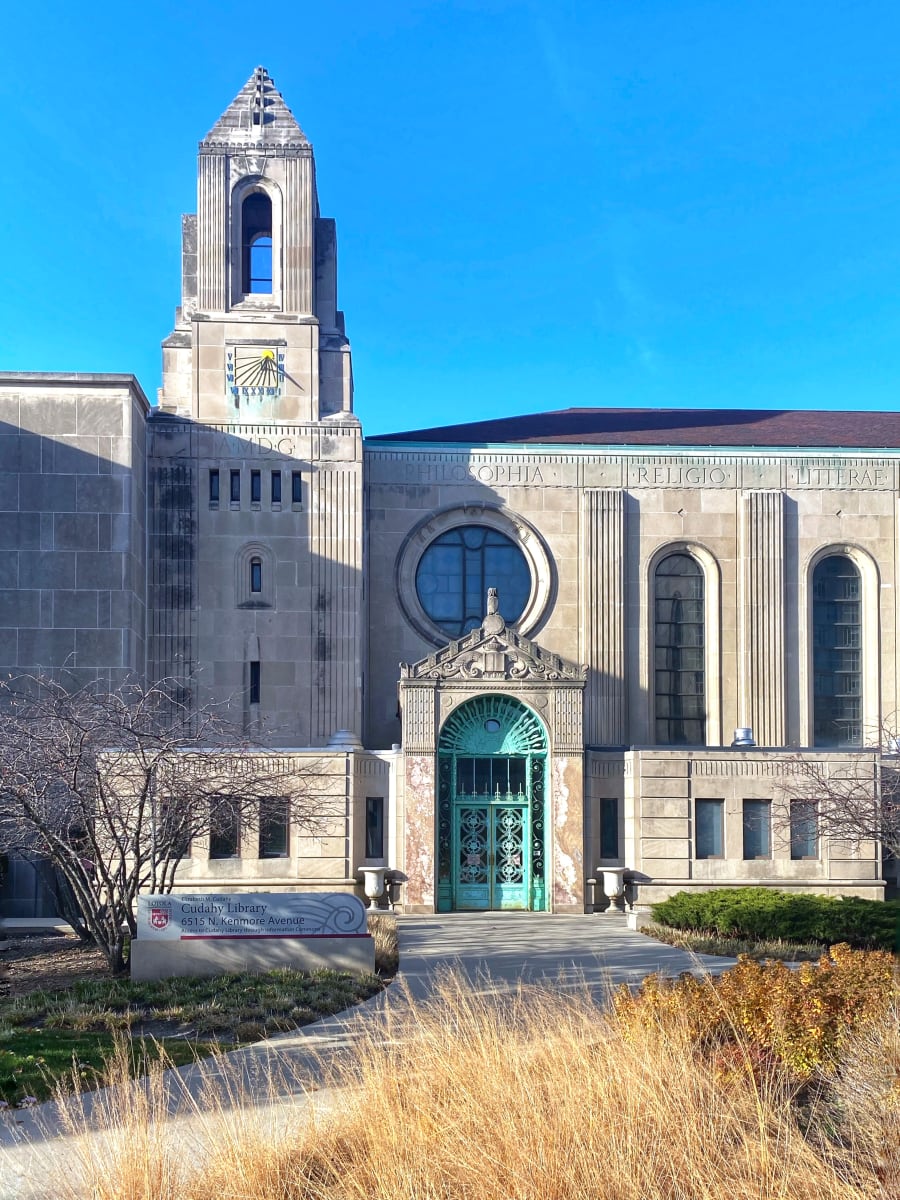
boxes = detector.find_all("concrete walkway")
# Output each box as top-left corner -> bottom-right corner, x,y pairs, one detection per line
0,914 -> 736,1198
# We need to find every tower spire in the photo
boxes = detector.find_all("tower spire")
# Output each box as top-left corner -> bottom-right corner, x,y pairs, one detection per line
202,66 -> 309,149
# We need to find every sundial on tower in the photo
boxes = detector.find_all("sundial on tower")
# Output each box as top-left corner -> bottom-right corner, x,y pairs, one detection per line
226,346 -> 285,401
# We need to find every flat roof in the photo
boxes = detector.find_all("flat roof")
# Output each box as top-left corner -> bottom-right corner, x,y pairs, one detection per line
0,372 -> 151,412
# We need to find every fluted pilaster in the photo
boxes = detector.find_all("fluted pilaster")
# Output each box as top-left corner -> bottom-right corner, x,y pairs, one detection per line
283,156 -> 314,314
197,154 -> 227,311
310,461 -> 363,740
582,489 -> 626,745
740,490 -> 786,745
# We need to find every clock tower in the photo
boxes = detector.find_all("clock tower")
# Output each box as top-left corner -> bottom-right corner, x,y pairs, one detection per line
151,69 -> 363,748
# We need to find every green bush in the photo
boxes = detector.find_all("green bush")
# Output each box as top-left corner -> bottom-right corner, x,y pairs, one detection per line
650,888 -> 900,951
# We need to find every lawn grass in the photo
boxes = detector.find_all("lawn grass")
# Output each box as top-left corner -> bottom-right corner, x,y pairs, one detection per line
0,913 -> 397,1106
0,1029 -> 223,1108
0,965 -> 384,1105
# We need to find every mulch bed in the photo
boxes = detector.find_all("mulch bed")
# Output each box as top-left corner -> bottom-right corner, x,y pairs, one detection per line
0,935 -> 110,997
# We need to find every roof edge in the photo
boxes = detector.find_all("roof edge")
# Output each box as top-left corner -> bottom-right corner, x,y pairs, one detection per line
364,437 -> 900,458
0,372 -> 152,413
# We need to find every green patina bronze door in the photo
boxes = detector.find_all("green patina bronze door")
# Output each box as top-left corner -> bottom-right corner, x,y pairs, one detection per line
437,695 -> 547,912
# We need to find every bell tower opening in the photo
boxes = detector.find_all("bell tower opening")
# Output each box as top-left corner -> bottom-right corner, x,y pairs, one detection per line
241,192 -> 273,294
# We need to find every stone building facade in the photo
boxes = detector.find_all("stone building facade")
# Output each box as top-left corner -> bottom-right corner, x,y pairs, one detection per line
0,69 -> 894,917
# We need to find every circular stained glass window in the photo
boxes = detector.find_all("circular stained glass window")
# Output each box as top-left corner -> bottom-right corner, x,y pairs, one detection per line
415,525 -> 531,639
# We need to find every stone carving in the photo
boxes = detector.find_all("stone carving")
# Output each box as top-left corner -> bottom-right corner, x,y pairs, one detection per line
400,594 -> 587,684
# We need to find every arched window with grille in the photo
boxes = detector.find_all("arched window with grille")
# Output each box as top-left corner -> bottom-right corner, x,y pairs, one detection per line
812,555 -> 862,747
241,192 -> 273,294
654,552 -> 705,745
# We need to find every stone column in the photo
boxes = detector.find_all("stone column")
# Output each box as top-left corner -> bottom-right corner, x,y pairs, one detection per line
581,489 -> 626,746
551,686 -> 586,912
399,683 -> 437,912
740,490 -> 786,746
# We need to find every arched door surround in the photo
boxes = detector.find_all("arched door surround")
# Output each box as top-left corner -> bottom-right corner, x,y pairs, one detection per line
438,694 -> 547,911
397,598 -> 587,914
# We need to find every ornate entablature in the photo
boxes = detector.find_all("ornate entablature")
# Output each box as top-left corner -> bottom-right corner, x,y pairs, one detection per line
398,591 -> 587,757
400,592 -> 587,685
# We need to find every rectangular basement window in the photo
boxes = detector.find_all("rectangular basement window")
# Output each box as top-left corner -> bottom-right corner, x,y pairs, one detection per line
259,797 -> 289,858
209,801 -> 240,859
790,801 -> 818,859
695,799 -> 724,859
742,799 -> 771,859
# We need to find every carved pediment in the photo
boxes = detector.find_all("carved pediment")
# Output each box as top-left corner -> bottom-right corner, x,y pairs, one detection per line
400,600 -> 587,684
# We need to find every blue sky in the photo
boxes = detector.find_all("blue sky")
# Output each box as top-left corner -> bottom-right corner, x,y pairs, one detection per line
3,1 -> 900,435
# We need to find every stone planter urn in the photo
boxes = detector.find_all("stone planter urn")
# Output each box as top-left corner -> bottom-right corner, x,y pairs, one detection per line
358,865 -> 387,910
601,868 -> 627,914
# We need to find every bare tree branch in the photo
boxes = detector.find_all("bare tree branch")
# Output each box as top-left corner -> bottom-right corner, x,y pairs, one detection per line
0,674 -> 336,973
775,741 -> 900,862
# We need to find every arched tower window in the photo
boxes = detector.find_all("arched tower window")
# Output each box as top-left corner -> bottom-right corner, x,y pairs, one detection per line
654,553 -> 705,745
241,192 -> 273,294
812,555 -> 862,746
235,543 -> 275,608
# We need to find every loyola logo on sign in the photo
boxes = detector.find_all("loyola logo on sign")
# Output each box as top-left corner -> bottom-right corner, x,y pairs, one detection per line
149,908 -> 170,930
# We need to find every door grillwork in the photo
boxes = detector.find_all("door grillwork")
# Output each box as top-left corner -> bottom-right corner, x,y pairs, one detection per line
438,695 -> 547,912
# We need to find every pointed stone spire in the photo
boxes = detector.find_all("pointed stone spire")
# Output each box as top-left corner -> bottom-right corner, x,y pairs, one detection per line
201,66 -> 310,150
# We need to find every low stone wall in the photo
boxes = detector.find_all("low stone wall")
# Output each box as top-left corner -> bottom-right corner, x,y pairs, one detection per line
130,935 -> 375,982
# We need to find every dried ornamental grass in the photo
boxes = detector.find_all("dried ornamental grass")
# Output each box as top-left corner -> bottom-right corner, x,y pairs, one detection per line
50,968 -> 893,1200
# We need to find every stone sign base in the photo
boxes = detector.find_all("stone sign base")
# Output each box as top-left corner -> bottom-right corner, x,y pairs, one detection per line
130,935 -> 375,982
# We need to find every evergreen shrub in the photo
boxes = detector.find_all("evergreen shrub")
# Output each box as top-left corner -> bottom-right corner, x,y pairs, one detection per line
650,888 -> 899,951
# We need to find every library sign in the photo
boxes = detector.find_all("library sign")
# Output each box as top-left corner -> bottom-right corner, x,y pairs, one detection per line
136,892 -> 368,940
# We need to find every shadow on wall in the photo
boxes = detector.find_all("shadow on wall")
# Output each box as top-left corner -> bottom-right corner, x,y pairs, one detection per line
0,409 -> 364,915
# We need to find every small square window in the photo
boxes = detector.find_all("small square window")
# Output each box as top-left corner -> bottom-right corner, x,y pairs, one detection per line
230,470 -> 241,503
250,470 -> 261,504
209,468 -> 220,505
271,471 -> 282,504
291,471 -> 303,505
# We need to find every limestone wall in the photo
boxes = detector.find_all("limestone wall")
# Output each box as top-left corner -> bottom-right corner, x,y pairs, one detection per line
0,373 -> 149,686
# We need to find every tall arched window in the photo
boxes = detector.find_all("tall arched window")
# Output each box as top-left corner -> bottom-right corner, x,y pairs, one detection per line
813,555 -> 862,746
654,553 -> 705,745
241,192 -> 272,294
